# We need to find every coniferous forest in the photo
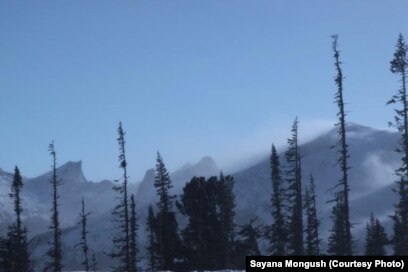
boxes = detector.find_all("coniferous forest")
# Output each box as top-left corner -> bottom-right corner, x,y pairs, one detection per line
0,34 -> 407,271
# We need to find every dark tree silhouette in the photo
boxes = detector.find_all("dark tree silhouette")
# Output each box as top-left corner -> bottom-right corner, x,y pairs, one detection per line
330,35 -> 352,255
44,142 -> 63,272
327,192 -> 347,256
110,122 -> 131,271
6,166 -> 30,272
304,175 -> 320,256
269,144 -> 287,255
177,176 -> 235,271
78,198 -> 90,272
285,118 -> 303,255
365,213 -> 388,256
217,172 -> 235,268
387,34 -> 408,255
153,152 -> 180,270
129,194 -> 138,272
146,205 -> 158,272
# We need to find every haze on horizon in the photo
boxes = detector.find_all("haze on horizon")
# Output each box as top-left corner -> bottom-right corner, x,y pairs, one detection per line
1,1 -> 406,181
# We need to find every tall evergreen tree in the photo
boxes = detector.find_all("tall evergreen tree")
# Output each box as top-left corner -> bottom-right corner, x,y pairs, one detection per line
365,213 -> 388,256
304,175 -> 320,256
78,198 -> 90,272
387,34 -> 408,255
331,35 -> 352,255
285,118 -> 303,255
146,205 -> 158,272
7,166 -> 30,272
111,122 -> 131,271
153,152 -> 180,270
44,142 -> 63,272
269,144 -> 286,256
217,172 -> 235,268
129,194 -> 138,272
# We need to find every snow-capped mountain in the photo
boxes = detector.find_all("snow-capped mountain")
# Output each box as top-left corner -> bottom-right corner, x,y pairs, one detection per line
0,123 -> 402,270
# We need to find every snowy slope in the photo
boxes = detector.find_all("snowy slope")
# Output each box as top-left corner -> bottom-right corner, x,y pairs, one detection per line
233,123 -> 400,253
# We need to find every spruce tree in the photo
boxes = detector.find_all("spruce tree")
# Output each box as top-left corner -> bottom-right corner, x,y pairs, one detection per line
129,194 -> 138,272
387,34 -> 408,255
365,213 -> 388,256
153,152 -> 180,270
146,205 -> 158,272
304,175 -> 320,256
111,122 -> 131,271
7,166 -> 30,272
269,144 -> 286,256
44,142 -> 63,272
78,198 -> 90,272
331,35 -> 352,255
285,118 -> 303,255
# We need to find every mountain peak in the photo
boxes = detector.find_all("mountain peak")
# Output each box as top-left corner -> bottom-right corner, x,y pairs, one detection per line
29,160 -> 88,185
325,122 -> 387,141
172,156 -> 219,179
57,161 -> 87,183
195,156 -> 217,170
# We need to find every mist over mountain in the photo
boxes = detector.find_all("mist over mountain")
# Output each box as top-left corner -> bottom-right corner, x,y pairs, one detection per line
0,123 -> 401,270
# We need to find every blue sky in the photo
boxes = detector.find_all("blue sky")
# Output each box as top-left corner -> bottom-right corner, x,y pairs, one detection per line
1,0 -> 407,181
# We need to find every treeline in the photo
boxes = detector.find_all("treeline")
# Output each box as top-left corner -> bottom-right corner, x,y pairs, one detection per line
0,34 -> 407,271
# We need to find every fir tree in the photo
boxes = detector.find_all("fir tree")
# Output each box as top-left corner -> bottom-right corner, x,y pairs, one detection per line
304,175 -> 320,256
146,205 -> 158,272
44,142 -> 63,272
129,194 -> 138,272
285,118 -> 303,255
387,34 -> 408,255
365,213 -> 388,256
269,144 -> 286,256
111,122 -> 131,271
153,152 -> 180,270
7,166 -> 30,272
78,198 -> 90,272
331,35 -> 352,255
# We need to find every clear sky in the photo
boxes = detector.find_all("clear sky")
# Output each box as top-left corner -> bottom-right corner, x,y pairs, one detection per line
1,0 -> 407,182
